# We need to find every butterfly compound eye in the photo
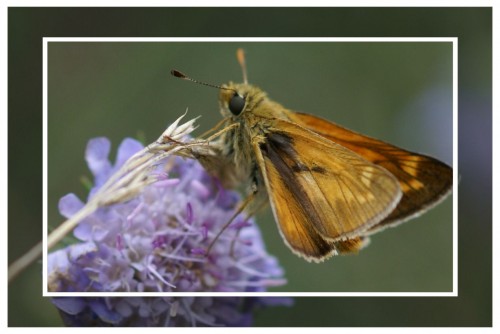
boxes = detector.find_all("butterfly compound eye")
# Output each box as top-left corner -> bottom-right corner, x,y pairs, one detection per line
229,94 -> 245,116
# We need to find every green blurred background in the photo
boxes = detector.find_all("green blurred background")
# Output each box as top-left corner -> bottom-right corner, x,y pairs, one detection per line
46,41 -> 454,292
8,7 -> 491,327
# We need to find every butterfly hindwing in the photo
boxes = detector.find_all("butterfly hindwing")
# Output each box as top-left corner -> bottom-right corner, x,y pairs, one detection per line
288,112 -> 453,233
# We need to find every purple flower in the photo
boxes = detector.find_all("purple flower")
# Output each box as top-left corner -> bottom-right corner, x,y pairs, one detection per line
48,137 -> 290,326
52,297 -> 293,327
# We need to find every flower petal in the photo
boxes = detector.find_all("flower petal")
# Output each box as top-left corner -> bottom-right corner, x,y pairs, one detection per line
58,193 -> 84,219
85,137 -> 112,180
115,138 -> 144,167
47,248 -> 70,274
88,299 -> 123,324
52,298 -> 87,315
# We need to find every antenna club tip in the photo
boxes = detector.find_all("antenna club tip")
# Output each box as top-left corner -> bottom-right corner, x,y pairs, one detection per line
171,69 -> 186,79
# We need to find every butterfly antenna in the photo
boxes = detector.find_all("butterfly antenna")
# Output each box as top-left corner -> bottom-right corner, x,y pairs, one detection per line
170,70 -> 237,93
236,48 -> 248,84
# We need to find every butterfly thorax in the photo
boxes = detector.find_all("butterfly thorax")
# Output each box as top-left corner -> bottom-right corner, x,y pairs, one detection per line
212,82 -> 288,189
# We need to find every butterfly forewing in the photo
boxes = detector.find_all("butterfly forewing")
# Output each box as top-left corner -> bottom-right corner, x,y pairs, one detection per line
287,112 -> 453,233
253,119 -> 402,260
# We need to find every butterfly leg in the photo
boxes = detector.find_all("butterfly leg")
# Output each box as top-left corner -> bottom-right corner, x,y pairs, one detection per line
203,122 -> 240,143
229,191 -> 269,257
197,117 -> 230,140
205,189 -> 257,256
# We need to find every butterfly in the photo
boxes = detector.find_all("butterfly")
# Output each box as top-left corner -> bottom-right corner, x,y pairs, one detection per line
172,49 -> 452,262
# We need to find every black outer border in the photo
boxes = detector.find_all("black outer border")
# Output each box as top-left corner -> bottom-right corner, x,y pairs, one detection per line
7,7 -> 492,326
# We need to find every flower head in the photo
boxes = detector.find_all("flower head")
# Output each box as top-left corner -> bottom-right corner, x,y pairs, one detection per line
48,136 -> 289,326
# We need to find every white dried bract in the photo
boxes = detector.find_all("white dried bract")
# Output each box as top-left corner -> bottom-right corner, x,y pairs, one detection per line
159,110 -> 200,143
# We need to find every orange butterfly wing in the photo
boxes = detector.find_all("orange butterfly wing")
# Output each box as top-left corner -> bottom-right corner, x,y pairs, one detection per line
287,112 -> 453,233
252,119 -> 402,261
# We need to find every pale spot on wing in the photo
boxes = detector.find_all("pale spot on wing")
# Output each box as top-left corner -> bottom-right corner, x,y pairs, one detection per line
360,166 -> 376,187
408,178 -> 425,190
400,157 -> 421,176
400,182 -> 411,192
341,182 -> 356,202
355,188 -> 375,204
399,177 -> 425,192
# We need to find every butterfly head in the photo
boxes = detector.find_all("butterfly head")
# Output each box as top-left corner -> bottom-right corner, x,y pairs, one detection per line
218,82 -> 268,119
